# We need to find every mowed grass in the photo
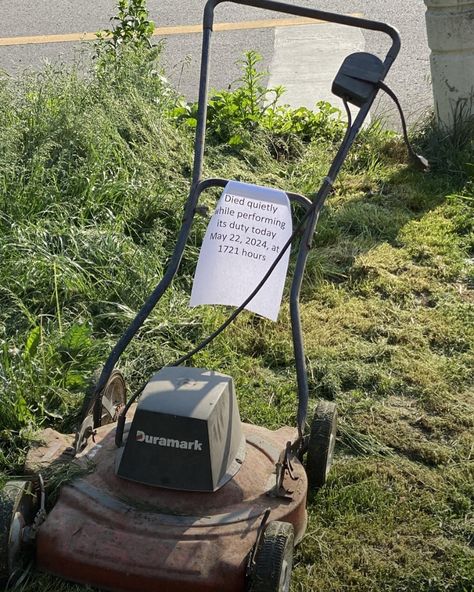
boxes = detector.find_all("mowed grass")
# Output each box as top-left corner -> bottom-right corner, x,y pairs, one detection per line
0,49 -> 473,592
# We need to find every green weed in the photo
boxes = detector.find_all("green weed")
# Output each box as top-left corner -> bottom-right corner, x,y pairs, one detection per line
95,0 -> 156,62
172,51 -> 345,159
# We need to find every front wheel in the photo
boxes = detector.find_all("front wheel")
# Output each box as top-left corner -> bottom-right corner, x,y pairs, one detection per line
247,521 -> 294,592
0,481 -> 38,587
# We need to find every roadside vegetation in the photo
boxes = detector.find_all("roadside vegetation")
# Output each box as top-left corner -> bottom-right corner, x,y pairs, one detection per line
0,1 -> 472,590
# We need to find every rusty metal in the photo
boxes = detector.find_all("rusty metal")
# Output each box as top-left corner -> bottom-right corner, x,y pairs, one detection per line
74,415 -> 94,454
24,429 -> 75,474
36,421 -> 307,592
23,475 -> 46,545
245,508 -> 271,580
268,441 -> 300,500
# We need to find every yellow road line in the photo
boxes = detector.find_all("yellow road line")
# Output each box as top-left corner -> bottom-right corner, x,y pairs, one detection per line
0,15 -> 361,47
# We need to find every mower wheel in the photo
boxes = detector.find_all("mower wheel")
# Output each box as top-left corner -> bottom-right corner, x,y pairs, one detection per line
306,400 -> 337,491
0,480 -> 38,586
94,369 -> 127,427
247,520 -> 294,592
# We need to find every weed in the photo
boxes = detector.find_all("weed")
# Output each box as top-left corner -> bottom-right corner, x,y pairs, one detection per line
172,51 -> 345,158
415,104 -> 474,180
95,0 -> 156,60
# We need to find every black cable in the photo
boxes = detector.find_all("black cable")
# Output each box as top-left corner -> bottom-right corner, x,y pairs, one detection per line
136,106 -> 356,376
114,111 -> 354,446
378,81 -> 430,171
342,97 -> 352,131
115,195 -> 318,445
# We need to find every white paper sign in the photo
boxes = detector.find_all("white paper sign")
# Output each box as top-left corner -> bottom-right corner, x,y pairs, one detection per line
190,181 -> 293,321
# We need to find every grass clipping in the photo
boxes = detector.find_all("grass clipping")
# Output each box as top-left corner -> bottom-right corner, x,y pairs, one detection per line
0,48 -> 473,592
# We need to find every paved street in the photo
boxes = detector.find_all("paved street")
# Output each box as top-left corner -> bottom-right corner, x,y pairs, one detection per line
0,1 -> 432,126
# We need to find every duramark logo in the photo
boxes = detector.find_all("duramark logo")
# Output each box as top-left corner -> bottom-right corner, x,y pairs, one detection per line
136,430 -> 203,451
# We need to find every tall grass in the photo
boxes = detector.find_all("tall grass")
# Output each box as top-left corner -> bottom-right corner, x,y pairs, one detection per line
0,49 -> 198,469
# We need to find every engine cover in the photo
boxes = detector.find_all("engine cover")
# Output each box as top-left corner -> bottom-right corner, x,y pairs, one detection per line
115,367 -> 245,492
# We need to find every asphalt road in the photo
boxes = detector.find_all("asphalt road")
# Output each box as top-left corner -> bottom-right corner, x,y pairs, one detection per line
0,1 -> 432,125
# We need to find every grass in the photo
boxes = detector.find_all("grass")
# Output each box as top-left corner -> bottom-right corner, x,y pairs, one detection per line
0,46 -> 473,592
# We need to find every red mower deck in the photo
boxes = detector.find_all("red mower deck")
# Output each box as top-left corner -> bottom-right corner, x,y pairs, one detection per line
36,421 -> 307,592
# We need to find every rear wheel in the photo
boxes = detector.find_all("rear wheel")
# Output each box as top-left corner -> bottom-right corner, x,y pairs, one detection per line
306,400 -> 337,491
247,521 -> 294,592
79,369 -> 127,428
92,369 -> 127,427
0,481 -> 38,586
77,369 -> 127,451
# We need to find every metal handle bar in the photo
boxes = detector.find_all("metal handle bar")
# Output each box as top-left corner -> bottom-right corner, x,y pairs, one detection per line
194,1 -> 400,436
204,0 -> 401,61
192,0 -> 400,187
82,1 -> 402,439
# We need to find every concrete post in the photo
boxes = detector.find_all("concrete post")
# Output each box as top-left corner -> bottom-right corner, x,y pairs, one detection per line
424,0 -> 474,128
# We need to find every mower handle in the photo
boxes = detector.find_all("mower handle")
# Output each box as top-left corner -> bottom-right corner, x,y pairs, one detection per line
204,0 -> 401,62
82,1 -> 402,443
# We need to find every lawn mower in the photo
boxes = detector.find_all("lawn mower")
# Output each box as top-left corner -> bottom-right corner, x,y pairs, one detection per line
0,1 -> 425,591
